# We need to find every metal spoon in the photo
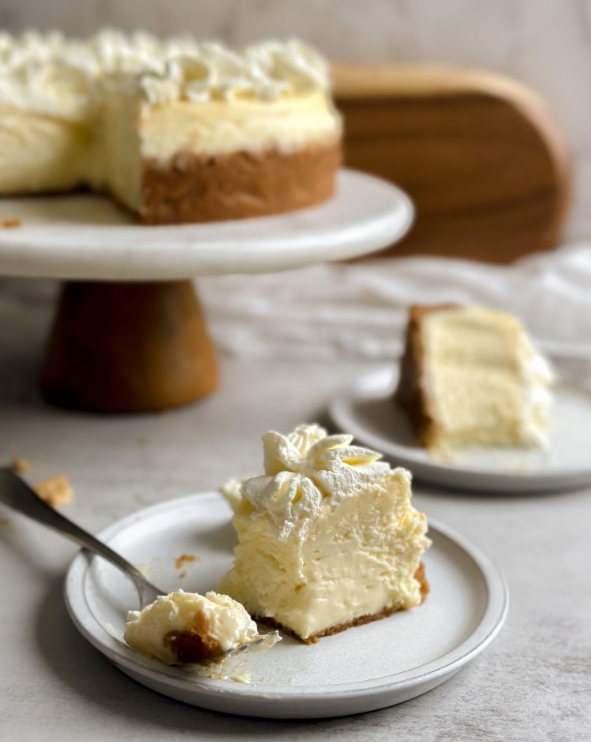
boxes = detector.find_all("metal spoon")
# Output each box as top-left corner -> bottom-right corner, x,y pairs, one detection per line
0,467 -> 165,607
0,467 -> 280,661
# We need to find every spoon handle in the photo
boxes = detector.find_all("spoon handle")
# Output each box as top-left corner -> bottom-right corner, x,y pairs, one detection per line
0,468 -> 161,604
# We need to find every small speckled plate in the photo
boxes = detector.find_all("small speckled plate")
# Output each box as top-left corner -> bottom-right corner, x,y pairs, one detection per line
328,366 -> 591,494
65,492 -> 508,719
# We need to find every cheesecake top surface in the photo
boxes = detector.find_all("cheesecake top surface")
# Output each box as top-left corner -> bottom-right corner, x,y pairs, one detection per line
0,30 -> 333,119
227,424 -> 410,538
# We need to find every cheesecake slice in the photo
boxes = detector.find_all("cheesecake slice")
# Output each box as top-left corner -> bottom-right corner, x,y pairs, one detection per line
0,31 -> 341,224
219,424 -> 430,644
124,590 -> 259,664
395,304 -> 553,451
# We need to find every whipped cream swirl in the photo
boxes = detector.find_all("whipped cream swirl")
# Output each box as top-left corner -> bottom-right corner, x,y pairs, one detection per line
239,424 -> 394,538
139,39 -> 330,104
0,30 -> 332,119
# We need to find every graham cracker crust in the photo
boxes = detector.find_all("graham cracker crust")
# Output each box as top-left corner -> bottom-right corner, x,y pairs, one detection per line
140,139 -> 341,225
257,563 -> 429,645
164,611 -> 223,663
394,304 -> 458,449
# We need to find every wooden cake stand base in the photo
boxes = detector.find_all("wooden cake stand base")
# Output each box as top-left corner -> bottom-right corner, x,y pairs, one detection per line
0,170 -> 413,414
40,281 -> 218,413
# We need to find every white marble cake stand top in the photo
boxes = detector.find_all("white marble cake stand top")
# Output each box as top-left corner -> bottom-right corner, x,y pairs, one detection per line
0,169 -> 413,281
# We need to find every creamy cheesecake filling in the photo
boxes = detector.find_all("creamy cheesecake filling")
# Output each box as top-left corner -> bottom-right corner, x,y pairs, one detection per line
0,108 -> 90,193
422,306 -> 553,450
92,88 -> 144,211
139,92 -> 340,161
219,424 -> 430,642
124,590 -> 259,665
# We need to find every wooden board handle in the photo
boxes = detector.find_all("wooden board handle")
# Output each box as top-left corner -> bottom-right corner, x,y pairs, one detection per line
333,64 -> 570,263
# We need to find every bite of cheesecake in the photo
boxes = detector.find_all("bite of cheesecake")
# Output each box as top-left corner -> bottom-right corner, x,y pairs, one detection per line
124,589 -> 259,664
219,424 -> 430,644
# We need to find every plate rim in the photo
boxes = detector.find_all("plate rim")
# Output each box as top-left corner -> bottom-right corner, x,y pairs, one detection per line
328,365 -> 591,492
64,490 -> 509,703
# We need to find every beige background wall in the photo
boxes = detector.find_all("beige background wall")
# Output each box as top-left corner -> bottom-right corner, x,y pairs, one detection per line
1,0 -> 590,240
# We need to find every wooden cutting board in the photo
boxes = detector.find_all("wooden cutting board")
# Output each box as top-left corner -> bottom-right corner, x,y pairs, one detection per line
332,65 -> 570,263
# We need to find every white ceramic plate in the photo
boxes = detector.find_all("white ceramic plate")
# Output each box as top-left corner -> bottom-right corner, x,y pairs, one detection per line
328,366 -> 591,494
0,170 -> 412,280
65,492 -> 508,719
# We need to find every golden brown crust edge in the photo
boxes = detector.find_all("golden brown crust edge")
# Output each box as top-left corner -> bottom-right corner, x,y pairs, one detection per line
256,563 -> 430,645
164,611 -> 224,663
394,304 -> 459,449
140,139 -> 341,225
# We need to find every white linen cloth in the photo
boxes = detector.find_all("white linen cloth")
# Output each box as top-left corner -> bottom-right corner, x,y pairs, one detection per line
199,242 -> 591,361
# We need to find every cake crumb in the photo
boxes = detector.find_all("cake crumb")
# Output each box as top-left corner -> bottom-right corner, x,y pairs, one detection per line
35,475 -> 74,507
0,218 -> 21,228
0,518 -> 11,527
12,457 -> 31,473
174,553 -> 199,570
137,437 -> 149,447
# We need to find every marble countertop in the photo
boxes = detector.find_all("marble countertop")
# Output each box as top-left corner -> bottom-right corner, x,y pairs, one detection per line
1,282 -> 590,742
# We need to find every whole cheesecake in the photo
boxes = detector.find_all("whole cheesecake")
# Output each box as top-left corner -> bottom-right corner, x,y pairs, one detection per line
0,31 -> 342,224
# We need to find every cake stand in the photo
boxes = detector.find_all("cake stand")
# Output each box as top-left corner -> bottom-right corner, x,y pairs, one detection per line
0,169 -> 413,413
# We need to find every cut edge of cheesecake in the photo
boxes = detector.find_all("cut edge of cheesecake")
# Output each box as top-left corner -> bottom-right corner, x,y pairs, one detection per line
255,563 -> 430,645
394,303 -> 459,449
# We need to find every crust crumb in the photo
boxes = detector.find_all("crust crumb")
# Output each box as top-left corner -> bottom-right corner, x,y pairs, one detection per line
11,457 -> 31,473
164,612 -> 223,663
0,219 -> 21,228
35,475 -> 74,507
174,553 -> 199,570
